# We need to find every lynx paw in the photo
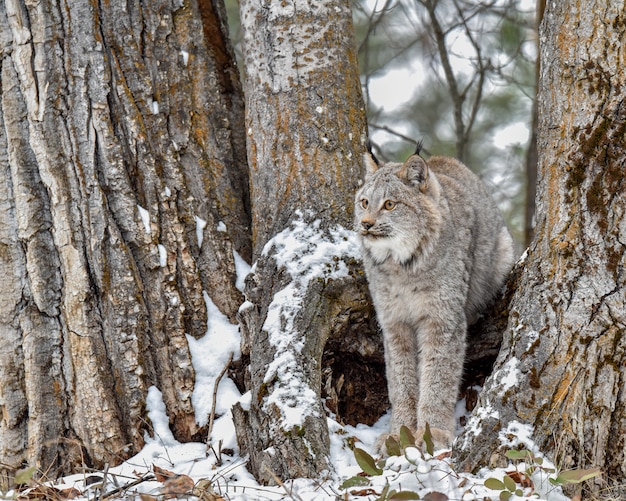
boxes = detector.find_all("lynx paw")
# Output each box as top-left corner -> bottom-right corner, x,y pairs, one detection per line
415,427 -> 453,451
375,432 -> 400,457
375,428 -> 419,457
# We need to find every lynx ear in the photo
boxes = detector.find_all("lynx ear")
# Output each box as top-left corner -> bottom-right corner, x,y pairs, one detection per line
363,151 -> 380,174
398,154 -> 429,188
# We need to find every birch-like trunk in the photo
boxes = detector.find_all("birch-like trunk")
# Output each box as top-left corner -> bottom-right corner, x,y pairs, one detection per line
232,0 -> 368,484
455,1 -> 626,497
0,0 -> 247,478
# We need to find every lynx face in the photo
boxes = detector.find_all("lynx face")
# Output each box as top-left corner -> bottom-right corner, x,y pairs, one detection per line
354,154 -> 442,266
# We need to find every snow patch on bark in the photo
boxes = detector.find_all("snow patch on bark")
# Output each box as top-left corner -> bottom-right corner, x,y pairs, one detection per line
260,211 -> 360,430
459,402 -> 500,450
146,386 -> 178,446
186,292 -> 242,428
137,205 -> 151,234
494,357 -> 521,397
194,215 -> 206,248
233,250 -> 251,292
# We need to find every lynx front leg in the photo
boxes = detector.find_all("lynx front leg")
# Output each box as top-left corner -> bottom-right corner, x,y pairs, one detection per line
378,321 -> 420,452
416,315 -> 466,450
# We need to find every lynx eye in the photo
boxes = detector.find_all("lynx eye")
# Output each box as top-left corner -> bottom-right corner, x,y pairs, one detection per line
360,198 -> 369,209
383,200 -> 396,211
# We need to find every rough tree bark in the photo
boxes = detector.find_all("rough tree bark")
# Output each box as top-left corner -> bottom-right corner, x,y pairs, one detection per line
0,0 -> 247,478
455,1 -> 626,498
231,0 -> 370,485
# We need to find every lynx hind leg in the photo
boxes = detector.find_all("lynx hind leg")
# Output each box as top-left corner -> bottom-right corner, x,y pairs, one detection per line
378,322 -> 419,455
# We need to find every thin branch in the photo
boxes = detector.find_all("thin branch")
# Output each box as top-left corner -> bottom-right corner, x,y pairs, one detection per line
101,473 -> 155,500
453,0 -> 487,143
97,463 -> 109,501
208,352 -> 234,442
368,124 -> 433,157
418,0 -> 465,159
261,464 -> 304,501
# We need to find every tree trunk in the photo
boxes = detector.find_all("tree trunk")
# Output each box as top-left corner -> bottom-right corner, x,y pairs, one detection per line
231,0 -> 368,485
454,1 -> 626,498
523,0 -> 545,247
0,0 -> 247,478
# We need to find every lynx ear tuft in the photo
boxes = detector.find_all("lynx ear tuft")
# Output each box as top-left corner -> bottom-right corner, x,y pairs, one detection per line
398,154 -> 429,187
363,151 -> 380,174
414,138 -> 424,156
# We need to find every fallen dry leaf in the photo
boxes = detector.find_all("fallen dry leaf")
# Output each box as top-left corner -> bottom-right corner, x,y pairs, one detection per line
505,470 -> 534,489
349,488 -> 379,496
153,464 -> 194,499
17,485 -> 81,500
153,465 -> 177,482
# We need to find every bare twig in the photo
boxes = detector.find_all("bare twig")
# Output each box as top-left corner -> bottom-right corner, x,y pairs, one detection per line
97,463 -> 109,501
368,124 -> 432,157
208,352 -> 234,443
261,464 -> 304,501
101,473 -> 155,500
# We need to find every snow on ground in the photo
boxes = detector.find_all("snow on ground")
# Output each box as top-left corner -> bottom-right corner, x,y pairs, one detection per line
6,221 -> 573,501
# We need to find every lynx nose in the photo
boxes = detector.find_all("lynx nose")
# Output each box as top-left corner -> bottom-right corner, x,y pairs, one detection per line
361,219 -> 374,231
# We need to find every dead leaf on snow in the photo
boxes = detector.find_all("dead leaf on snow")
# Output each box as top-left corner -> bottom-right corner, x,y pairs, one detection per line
152,464 -> 194,499
17,485 -> 81,500
505,470 -> 534,489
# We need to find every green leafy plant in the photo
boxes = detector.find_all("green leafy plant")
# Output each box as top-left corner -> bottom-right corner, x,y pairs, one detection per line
353,447 -> 383,476
549,467 -> 602,487
340,425 -> 439,500
484,475 -> 524,500
484,449 -> 602,499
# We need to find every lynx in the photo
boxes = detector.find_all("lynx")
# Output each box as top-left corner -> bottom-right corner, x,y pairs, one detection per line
354,144 -> 515,451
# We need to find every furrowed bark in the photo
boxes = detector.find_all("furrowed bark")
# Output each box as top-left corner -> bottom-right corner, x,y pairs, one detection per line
454,1 -> 626,497
0,0 -> 248,478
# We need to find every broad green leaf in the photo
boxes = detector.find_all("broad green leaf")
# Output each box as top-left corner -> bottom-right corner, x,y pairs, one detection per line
499,491 -> 512,501
14,466 -> 37,485
354,447 -> 383,476
505,449 -> 532,461
502,474 -> 517,492
385,435 -> 402,456
339,475 -> 371,489
389,490 -> 421,500
399,426 -> 415,448
422,492 -> 448,501
484,477 -> 506,490
423,423 -> 434,456
554,467 -> 602,485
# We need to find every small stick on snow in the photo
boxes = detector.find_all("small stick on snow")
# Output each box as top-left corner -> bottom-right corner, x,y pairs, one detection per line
97,463 -> 109,501
262,465 -> 304,501
208,352 -> 234,443
101,473 -> 155,500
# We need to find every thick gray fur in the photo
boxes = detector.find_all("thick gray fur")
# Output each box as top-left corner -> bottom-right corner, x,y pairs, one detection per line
354,150 -> 515,451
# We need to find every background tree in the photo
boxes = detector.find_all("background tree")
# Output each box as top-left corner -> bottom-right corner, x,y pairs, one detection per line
455,0 -> 626,498
0,0 -> 247,477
